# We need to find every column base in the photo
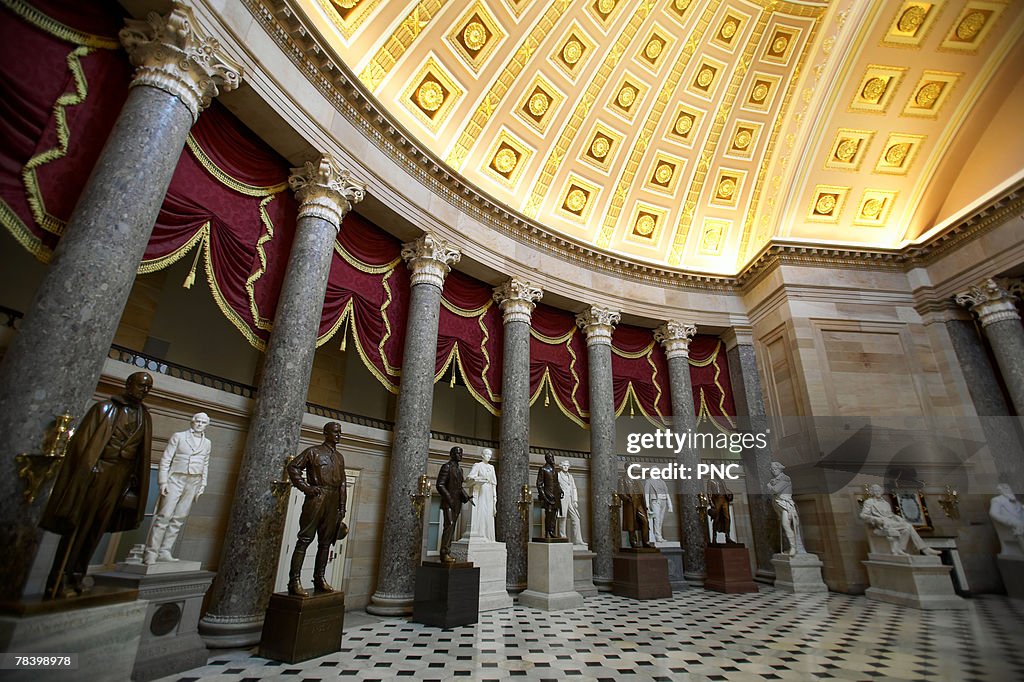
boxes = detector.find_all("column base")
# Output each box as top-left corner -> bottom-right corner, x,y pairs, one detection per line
259,591 -> 345,664
863,554 -> 966,610
573,549 -> 598,598
412,563 -> 480,628
612,550 -> 672,600
97,568 -> 214,681
998,555 -> 1024,599
198,611 -> 264,649
0,592 -> 148,682
770,553 -> 827,594
365,591 -> 414,616
519,542 -> 583,611
704,545 -> 758,594
683,571 -> 706,587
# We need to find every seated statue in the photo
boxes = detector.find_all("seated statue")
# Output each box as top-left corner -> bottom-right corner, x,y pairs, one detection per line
989,483 -> 1024,557
859,484 -> 939,557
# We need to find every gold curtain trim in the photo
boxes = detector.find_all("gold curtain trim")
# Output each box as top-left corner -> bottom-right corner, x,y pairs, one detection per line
23,45 -> 94,238
433,345 -> 502,416
531,326 -> 574,345
478,311 -> 499,402
614,382 -> 669,429
1,0 -> 120,49
688,340 -> 721,367
195,229 -> 267,351
565,332 -> 586,419
529,368 -> 589,429
342,304 -> 401,394
696,390 -> 734,435
376,268 -> 402,377
333,241 -> 401,274
440,297 -> 492,318
244,195 -> 278,331
648,348 -> 665,421
0,198 -> 53,262
314,297 -> 351,349
137,223 -> 209,274
185,135 -> 287,196
611,339 -> 654,359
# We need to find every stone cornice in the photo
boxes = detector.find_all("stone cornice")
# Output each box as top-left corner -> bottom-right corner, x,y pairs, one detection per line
121,2 -> 242,122
288,154 -> 365,228
240,0 -> 1023,293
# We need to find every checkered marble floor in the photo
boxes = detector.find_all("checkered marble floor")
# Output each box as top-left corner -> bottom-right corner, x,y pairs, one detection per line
163,589 -> 1024,682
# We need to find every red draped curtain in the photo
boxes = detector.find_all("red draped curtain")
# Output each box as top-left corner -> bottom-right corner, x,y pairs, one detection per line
689,336 -> 737,432
611,324 -> 671,427
529,304 -> 590,427
437,271 -> 503,414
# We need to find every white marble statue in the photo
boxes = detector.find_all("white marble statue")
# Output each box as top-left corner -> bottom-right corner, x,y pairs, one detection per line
859,484 -> 939,557
767,462 -> 806,556
144,412 -> 212,564
466,448 -> 497,542
990,483 -> 1024,557
644,477 -> 673,544
556,460 -> 585,546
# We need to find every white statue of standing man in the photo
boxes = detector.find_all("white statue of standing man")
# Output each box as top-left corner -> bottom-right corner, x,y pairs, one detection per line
466,448 -> 497,542
990,483 -> 1024,557
767,462 -> 806,556
144,412 -> 212,564
557,460 -> 585,546
644,477 -> 673,544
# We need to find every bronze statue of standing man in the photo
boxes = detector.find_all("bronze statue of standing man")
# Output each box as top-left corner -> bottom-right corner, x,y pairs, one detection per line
436,446 -> 470,564
286,422 -> 347,597
40,371 -> 154,598
537,453 -> 563,538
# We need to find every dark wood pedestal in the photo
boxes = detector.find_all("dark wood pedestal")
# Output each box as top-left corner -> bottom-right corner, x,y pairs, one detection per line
412,563 -> 480,628
259,591 -> 345,663
611,548 -> 672,600
704,545 -> 758,594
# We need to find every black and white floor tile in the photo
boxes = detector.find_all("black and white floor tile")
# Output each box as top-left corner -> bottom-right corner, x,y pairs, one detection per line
162,589 -> 1024,681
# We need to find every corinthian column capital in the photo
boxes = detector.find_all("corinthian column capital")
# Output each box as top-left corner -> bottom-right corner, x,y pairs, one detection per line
954,278 -> 1020,327
120,3 -> 243,122
289,155 -> 366,229
401,234 -> 461,288
576,306 -> 620,347
493,278 -> 543,325
654,321 -> 698,360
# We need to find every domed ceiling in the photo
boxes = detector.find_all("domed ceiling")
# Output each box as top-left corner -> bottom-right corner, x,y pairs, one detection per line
294,0 -> 1024,274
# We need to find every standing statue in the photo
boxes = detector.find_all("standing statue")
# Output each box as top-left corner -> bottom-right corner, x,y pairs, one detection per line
767,462 -> 806,556
143,412 -> 212,564
286,422 -> 348,597
619,470 -> 652,548
437,446 -> 470,563
40,371 -> 154,598
556,460 -> 584,546
644,477 -> 673,544
466,448 -> 497,541
706,479 -> 736,545
536,453 -> 562,538
859,484 -> 939,556
990,483 -> 1024,556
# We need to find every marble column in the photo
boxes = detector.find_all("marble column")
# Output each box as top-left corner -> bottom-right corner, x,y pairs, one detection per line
0,5 -> 241,602
199,157 -> 365,646
654,321 -> 705,584
955,278 -> 1024,415
493,278 -> 543,593
367,235 -> 460,615
723,328 -> 777,583
576,306 -> 620,591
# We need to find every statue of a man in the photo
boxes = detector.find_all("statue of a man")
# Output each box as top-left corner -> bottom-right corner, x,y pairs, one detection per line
437,446 -> 470,563
990,483 -> 1024,556
143,412 -> 212,564
859,484 -> 939,557
466,448 -> 497,542
644,477 -> 673,544
40,371 -> 154,598
286,422 -> 348,597
556,460 -> 584,546
536,453 -> 562,538
619,469 -> 652,548
706,479 -> 735,545
766,462 -> 805,556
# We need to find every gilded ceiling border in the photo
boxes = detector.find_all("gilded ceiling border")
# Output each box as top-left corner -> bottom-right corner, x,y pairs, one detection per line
251,0 -> 1021,293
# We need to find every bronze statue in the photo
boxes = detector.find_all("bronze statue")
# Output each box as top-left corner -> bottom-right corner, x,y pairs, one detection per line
619,471 -> 652,549
707,478 -> 736,545
40,371 -> 154,598
536,453 -> 563,538
436,446 -> 470,564
286,421 -> 348,597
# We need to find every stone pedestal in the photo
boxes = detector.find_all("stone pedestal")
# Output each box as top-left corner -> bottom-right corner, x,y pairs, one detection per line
97,566 -> 213,681
573,548 -> 598,597
0,592 -> 148,682
770,553 -> 827,594
997,555 -> 1024,599
412,563 -> 480,628
704,545 -> 758,594
259,591 -> 345,663
451,539 -> 512,612
655,542 -> 687,591
612,549 -> 672,600
863,554 -> 967,610
519,541 -> 583,611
